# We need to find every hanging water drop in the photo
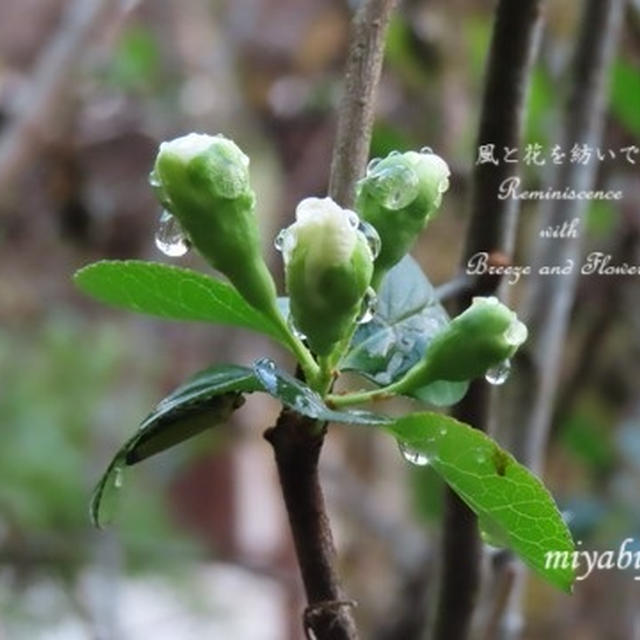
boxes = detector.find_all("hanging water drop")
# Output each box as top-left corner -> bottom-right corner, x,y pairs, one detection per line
485,359 -> 511,386
367,157 -> 381,173
398,441 -> 430,466
155,210 -> 190,257
356,287 -> 378,324
357,221 -> 381,259
420,146 -> 433,155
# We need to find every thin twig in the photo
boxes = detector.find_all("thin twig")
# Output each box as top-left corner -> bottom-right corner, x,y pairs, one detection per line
265,2 -> 396,638
329,0 -> 398,208
0,0 -> 127,201
433,2 -> 544,640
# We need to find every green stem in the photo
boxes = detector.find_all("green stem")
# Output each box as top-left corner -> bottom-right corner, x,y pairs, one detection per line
327,384 -> 397,408
272,312 -> 321,385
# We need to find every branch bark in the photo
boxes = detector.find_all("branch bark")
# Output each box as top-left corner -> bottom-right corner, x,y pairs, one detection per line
433,2 -> 544,639
265,2 -> 396,638
499,1 -> 625,636
329,0 -> 398,208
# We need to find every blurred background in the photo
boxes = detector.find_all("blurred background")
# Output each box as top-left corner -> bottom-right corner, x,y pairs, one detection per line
0,0 -> 639,638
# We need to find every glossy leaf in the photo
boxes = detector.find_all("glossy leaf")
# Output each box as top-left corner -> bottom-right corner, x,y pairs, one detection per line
90,365 -> 260,528
386,412 -> 575,592
342,256 -> 468,406
74,261 -> 288,345
253,358 -> 391,426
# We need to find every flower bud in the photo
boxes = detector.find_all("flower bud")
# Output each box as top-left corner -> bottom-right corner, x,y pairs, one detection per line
356,149 -> 450,284
393,297 -> 527,393
151,133 -> 278,317
282,197 -> 374,355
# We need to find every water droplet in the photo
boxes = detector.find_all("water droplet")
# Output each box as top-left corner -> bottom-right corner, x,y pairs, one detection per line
485,359 -> 511,386
356,287 -> 378,324
274,228 -> 288,252
389,150 -> 401,157
398,441 -> 430,466
148,170 -> 161,188
439,426 -> 448,436
287,314 -> 307,340
347,211 -> 360,229
474,448 -> 488,464
256,357 -> 276,371
370,165 -> 420,210
356,221 -> 381,259
504,318 -> 528,346
420,146 -> 433,155
367,157 -> 381,173
155,210 -> 190,257
114,467 -> 124,489
254,357 -> 278,394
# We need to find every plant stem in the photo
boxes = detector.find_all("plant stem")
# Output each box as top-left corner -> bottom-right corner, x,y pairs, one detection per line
267,1 -> 397,637
265,412 -> 358,640
432,1 -> 544,639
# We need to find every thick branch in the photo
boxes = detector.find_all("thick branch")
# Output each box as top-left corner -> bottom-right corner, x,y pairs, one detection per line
266,2 -> 396,638
433,2 -> 544,639
498,2 -> 625,637
265,412 -> 357,640
329,0 -> 398,208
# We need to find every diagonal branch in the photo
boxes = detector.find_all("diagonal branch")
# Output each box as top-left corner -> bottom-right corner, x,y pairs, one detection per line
265,2 -> 396,638
433,2 -> 544,640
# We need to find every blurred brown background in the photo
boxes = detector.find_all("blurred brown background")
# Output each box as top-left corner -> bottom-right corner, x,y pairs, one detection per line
0,0 -> 639,638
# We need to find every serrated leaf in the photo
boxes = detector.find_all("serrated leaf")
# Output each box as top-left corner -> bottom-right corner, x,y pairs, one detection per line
253,358 -> 391,426
74,261 -> 288,345
386,412 -> 575,592
90,365 -> 260,528
342,256 -> 468,406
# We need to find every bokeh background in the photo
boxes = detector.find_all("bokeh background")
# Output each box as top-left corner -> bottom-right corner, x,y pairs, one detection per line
0,0 -> 639,638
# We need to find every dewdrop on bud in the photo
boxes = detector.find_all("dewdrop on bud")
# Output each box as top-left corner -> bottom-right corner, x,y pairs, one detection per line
392,297 -> 528,395
283,197 -> 374,355
356,148 -> 451,284
151,133 -> 279,319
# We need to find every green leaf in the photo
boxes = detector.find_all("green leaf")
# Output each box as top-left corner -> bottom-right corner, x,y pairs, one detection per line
253,358 -> 391,426
74,261 -> 289,345
386,412 -> 575,592
342,256 -> 468,406
90,365 -> 260,528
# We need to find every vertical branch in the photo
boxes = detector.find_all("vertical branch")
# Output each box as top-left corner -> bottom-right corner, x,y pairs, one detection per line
433,2 -> 544,640
521,0 -> 625,475
265,2 -> 396,639
501,0 -> 625,637
329,0 -> 398,208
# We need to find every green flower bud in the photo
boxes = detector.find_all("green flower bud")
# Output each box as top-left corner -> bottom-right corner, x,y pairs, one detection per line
151,133 -> 278,318
356,149 -> 450,285
282,197 -> 374,356
393,297 -> 527,393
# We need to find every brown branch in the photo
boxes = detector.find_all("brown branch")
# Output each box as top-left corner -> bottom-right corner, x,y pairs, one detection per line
329,0 -> 398,208
495,2 -> 626,637
265,2 -> 396,638
433,2 -> 544,640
